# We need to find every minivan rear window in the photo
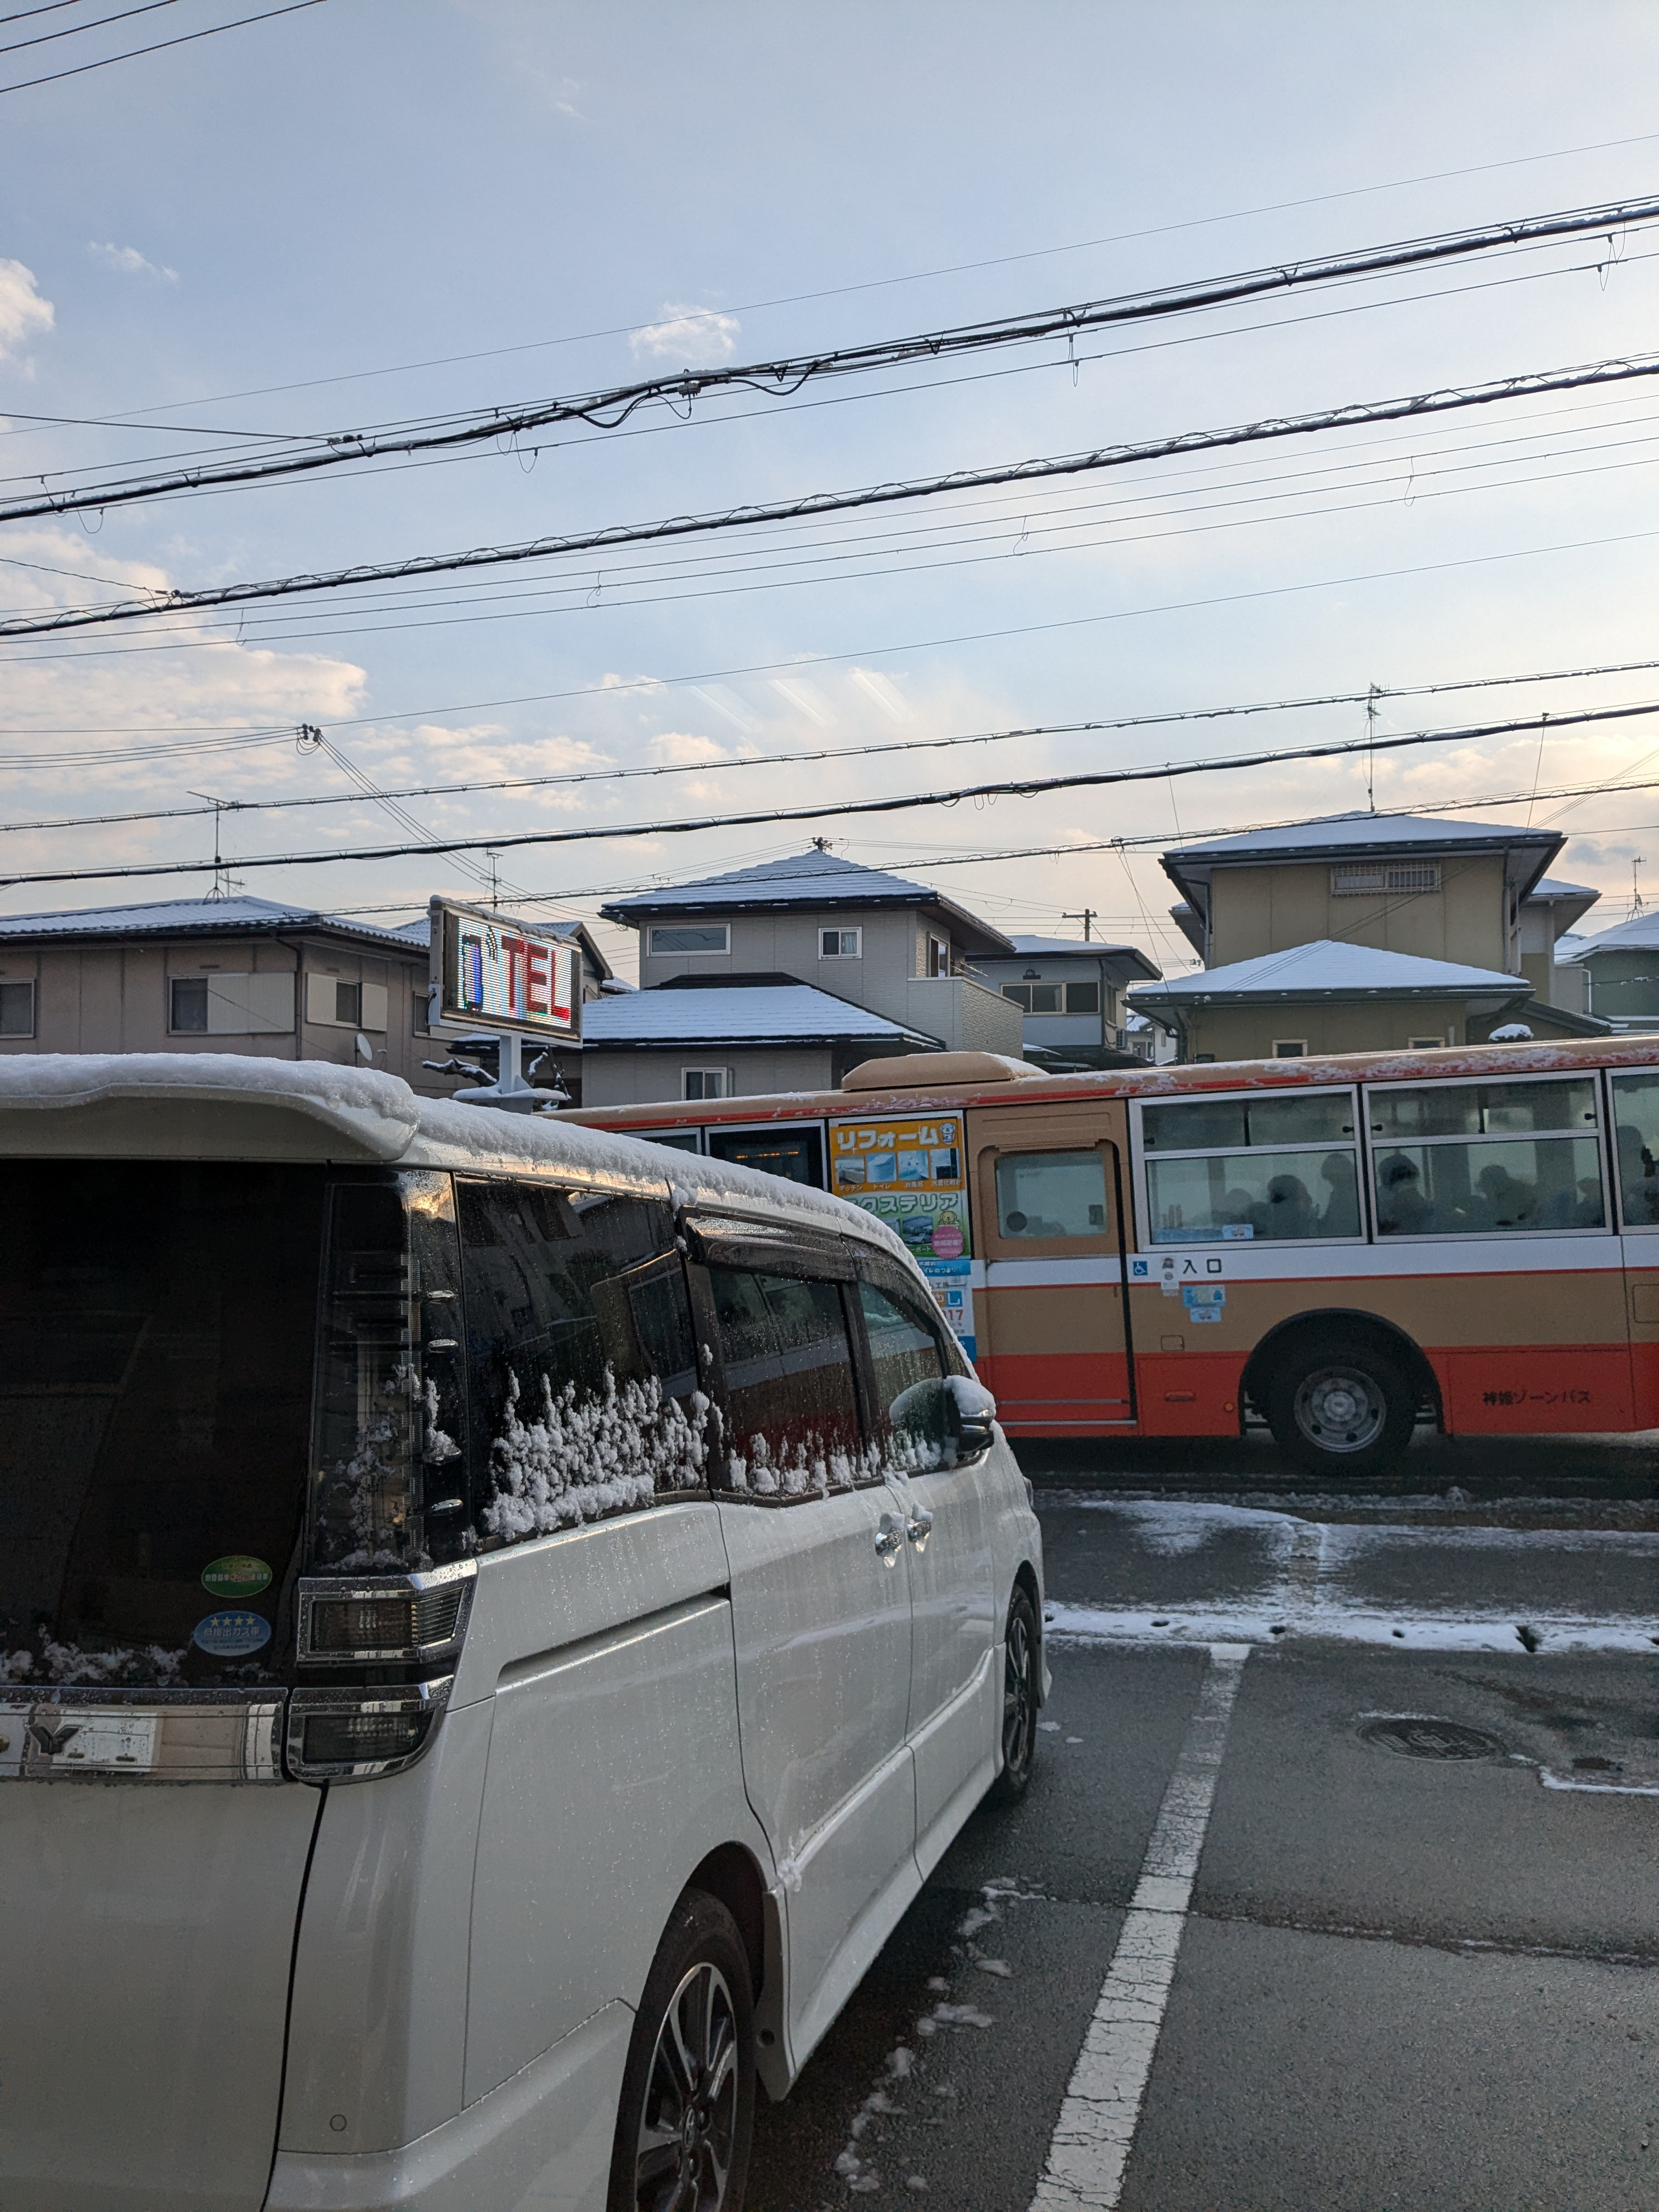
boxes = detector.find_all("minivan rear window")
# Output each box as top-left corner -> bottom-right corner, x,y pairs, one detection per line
0,1161 -> 325,1689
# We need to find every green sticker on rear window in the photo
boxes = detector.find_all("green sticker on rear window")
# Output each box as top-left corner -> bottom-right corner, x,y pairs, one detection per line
201,1555 -> 273,1600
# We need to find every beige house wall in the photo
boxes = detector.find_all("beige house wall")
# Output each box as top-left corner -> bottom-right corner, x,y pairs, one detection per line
633,907 -> 1022,1054
579,1046 -> 837,1109
1171,998 -> 1490,1063
0,934 -> 450,1096
1206,854 -> 1514,972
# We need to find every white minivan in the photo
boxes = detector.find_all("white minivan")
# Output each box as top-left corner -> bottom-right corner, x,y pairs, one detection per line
0,1056 -> 1046,2212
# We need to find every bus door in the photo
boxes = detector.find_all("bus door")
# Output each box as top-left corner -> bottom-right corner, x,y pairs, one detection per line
967,1102 -> 1135,1431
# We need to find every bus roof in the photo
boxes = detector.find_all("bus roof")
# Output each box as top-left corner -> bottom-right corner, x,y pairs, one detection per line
565,1033 -> 1659,1136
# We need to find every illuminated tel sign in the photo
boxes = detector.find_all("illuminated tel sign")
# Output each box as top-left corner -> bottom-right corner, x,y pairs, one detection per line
429,898 -> 580,1041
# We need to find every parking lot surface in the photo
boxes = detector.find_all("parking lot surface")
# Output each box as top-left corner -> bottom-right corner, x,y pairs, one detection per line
747,1458 -> 1659,2211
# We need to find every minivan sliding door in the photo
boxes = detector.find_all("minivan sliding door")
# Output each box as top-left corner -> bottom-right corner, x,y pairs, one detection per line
696,1249 -> 916,2069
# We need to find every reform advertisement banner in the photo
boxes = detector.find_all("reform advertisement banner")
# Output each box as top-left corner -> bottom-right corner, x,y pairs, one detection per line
828,1111 -> 975,1355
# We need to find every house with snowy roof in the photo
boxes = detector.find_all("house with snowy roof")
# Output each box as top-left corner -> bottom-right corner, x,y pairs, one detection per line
1553,910 -> 1659,1032
0,895 -> 470,1099
968,934 -> 1161,1069
1131,813 -> 1607,1061
585,849 -> 1030,1104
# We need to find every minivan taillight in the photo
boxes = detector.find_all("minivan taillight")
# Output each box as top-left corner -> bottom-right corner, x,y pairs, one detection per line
297,1559 -> 475,1665
285,1679 -> 453,1782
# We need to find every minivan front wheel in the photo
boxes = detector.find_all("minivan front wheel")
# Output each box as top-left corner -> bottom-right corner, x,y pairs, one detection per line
610,1891 -> 755,2212
990,1585 -> 1040,1803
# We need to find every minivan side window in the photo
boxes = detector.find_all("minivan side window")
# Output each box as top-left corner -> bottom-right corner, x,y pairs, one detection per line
458,1180 -> 708,1544
858,1280 -> 967,1471
709,1266 -> 867,1497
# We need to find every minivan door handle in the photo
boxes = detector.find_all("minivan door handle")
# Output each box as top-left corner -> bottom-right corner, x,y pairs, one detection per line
874,1512 -> 905,1564
905,1510 -> 934,1552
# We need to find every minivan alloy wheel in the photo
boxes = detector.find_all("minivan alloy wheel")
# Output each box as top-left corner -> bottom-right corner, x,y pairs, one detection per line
634,1959 -> 741,2211
991,1585 -> 1040,1802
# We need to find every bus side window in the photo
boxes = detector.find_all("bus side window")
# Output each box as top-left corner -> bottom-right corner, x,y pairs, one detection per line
1141,1090 -> 1361,1245
1368,1078 -> 1606,1237
994,1150 -> 1108,1239
458,1180 -> 707,1544
1610,1073 -> 1659,1226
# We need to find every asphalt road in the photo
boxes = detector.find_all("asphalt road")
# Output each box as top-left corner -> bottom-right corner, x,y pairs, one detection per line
746,1486 -> 1659,2212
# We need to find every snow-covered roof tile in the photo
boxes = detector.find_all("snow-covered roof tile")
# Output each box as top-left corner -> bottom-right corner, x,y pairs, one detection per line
0,894 -> 423,951
580,982 -> 936,1048
1165,811 -> 1558,860
1566,911 -> 1659,954
597,848 -> 1012,952
1130,939 -> 1530,1001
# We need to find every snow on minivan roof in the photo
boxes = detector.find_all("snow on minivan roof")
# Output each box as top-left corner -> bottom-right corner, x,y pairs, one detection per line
0,1053 -> 909,1260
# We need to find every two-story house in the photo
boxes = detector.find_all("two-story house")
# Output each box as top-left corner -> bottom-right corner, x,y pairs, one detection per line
582,849 -> 1025,1105
0,894 -> 455,1092
1127,813 -> 1608,1061
969,933 -> 1161,1069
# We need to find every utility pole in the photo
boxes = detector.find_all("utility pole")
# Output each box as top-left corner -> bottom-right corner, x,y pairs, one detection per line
1063,908 -> 1098,941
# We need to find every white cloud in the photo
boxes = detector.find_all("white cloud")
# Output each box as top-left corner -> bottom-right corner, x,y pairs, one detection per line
88,242 -> 178,282
630,302 -> 740,369
648,732 -> 728,766
0,259 -> 53,364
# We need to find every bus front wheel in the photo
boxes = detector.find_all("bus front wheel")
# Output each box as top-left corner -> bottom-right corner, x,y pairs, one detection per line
1265,1336 -> 1415,1477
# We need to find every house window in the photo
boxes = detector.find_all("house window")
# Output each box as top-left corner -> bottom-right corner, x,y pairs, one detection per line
1331,862 -> 1442,895
0,979 -> 35,1037
1065,981 -> 1100,1014
412,988 -> 432,1036
335,981 -> 363,1026
1272,1040 -> 1308,1059
649,925 -> 730,955
684,1068 -> 731,1101
820,928 -> 861,958
170,978 -> 209,1033
1408,1036 -> 1443,1051
926,934 -> 950,977
1001,981 -> 1062,1013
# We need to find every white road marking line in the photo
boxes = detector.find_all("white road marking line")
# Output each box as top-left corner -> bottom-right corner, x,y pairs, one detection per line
1029,1643 -> 1250,2212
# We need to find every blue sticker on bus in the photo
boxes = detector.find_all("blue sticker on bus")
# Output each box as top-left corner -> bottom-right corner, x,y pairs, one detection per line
192,1609 -> 272,1658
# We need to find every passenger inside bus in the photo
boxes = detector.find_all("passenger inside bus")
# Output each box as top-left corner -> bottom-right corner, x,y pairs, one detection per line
1257,1174 -> 1314,1239
1376,1152 -> 1432,1234
1617,1123 -> 1659,1223
1469,1161 -> 1536,1231
1318,1152 -> 1361,1237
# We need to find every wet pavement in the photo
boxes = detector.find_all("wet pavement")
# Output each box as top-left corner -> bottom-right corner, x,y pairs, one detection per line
747,1447 -> 1659,2211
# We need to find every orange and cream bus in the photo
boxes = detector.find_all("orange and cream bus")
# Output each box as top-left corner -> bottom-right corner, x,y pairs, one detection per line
567,1036 -> 1659,1474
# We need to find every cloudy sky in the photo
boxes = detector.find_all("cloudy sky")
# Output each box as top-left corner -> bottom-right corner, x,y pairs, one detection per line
6,0 -> 1659,976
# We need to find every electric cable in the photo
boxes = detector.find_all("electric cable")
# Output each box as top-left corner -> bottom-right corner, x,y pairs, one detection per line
0,0 -> 324,94
7,191 -> 1658,520
5,698 -> 1657,892
10,348 -> 1659,644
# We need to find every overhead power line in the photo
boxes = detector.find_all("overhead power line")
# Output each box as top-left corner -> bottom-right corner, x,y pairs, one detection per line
4,698 -> 1655,892
0,0 -> 324,94
7,191 -> 1657,522
9,348 -> 1659,645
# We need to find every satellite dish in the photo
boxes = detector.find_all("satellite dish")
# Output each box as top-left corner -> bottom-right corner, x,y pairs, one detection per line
355,1031 -> 374,1063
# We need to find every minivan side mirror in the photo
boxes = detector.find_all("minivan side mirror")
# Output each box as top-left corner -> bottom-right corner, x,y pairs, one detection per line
887,1374 -> 997,1469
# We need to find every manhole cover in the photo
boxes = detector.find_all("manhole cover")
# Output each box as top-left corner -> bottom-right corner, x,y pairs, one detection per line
1360,1718 -> 1506,1762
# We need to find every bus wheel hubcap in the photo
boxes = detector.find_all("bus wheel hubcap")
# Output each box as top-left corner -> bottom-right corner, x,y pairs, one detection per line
1295,1367 -> 1384,1452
